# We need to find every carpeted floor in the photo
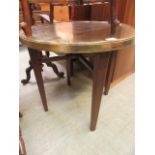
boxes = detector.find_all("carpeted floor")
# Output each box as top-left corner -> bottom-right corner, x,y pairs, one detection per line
19,48 -> 135,155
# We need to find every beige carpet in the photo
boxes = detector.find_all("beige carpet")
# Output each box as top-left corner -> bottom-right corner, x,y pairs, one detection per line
19,48 -> 135,155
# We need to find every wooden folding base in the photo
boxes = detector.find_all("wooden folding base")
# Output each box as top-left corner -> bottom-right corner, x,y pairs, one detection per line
27,48 -> 111,131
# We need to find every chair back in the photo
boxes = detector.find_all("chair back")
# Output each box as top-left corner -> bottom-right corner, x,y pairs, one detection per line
20,0 -> 118,36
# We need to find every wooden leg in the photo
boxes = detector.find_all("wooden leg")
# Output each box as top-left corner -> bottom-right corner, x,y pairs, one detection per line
28,48 -> 48,111
104,52 -> 117,95
66,56 -> 78,85
90,53 -> 110,131
66,56 -> 71,86
70,57 -> 79,77
45,51 -> 64,78
70,59 -> 74,76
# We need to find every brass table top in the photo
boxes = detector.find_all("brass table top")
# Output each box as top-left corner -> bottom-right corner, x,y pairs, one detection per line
29,0 -> 111,5
19,21 -> 135,54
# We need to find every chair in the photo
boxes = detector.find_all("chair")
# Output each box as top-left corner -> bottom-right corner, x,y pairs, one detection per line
20,0 -> 134,130
20,0 -> 65,85
20,0 -> 118,93
20,0 -> 88,86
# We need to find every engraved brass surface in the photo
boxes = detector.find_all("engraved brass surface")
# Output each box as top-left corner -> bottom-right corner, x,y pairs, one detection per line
29,0 -> 110,6
19,21 -> 135,54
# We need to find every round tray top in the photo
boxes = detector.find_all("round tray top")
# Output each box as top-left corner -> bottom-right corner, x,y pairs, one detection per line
49,0 -> 110,5
29,0 -> 110,6
19,21 -> 134,54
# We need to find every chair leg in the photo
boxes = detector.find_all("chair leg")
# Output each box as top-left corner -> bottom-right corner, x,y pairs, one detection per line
70,59 -> 74,76
46,61 -> 64,78
90,53 -> 110,131
66,56 -> 76,85
28,48 -> 48,111
66,57 -> 71,86
104,52 -> 117,95
21,61 -> 33,85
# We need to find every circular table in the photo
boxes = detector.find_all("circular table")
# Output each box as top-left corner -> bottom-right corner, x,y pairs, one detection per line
20,21 -> 134,53
20,21 -> 134,130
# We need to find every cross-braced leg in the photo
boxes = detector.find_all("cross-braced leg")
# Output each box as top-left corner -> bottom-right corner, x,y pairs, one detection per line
90,53 -> 110,131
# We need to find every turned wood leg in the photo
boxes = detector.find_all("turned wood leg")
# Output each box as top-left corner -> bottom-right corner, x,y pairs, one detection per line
28,48 -> 48,111
90,53 -> 110,131
21,61 -> 33,85
104,52 -> 117,95
45,51 -> 64,78
66,56 -> 71,86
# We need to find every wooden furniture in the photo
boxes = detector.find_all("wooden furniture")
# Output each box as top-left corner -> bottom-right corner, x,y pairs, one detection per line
20,0 -> 64,85
20,0 -> 118,86
111,0 -> 135,85
36,0 -> 135,93
24,0 -> 120,91
90,0 -> 135,92
20,0 -> 134,130
70,0 -> 134,94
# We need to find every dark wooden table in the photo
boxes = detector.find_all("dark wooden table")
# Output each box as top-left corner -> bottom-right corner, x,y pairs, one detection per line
20,21 -> 134,131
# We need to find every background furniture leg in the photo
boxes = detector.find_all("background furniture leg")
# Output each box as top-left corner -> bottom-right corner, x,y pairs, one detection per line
46,62 -> 64,78
104,52 -> 117,95
90,53 -> 110,131
70,58 -> 74,76
66,56 -> 71,86
29,48 -> 48,111
21,61 -> 33,85
45,51 -> 64,78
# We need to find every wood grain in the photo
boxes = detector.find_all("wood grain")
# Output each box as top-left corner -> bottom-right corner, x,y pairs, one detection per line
20,21 -> 134,53
112,0 -> 135,82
